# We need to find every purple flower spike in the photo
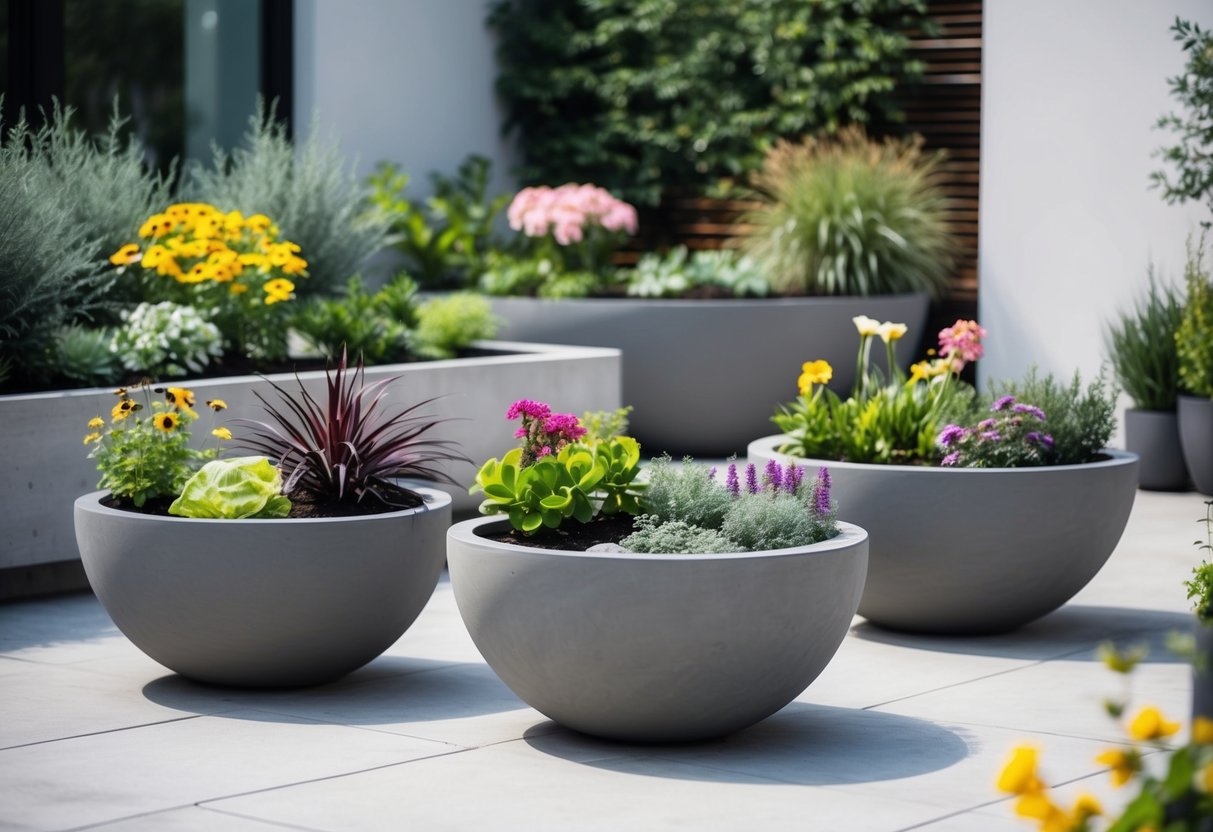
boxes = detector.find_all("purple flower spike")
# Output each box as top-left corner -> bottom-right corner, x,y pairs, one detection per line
814,467 -> 832,516
764,459 -> 782,493
745,463 -> 759,495
993,395 -> 1016,412
707,466 -> 717,481
726,464 -> 740,497
785,464 -> 802,495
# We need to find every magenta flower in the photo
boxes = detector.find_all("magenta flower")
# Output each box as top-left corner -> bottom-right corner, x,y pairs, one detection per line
506,399 -> 552,421
937,424 -> 967,448
993,395 -> 1016,411
937,319 -> 987,370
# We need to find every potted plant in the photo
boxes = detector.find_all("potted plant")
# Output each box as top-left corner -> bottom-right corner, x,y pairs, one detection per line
446,401 -> 868,742
749,316 -> 1138,635
1189,500 -> 1213,722
1177,237 -> 1213,496
73,352 -> 462,687
1105,267 -> 1188,490
483,130 -> 950,455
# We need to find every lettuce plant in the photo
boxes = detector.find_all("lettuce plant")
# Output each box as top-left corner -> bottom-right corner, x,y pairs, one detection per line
169,456 -> 291,519
236,349 -> 467,509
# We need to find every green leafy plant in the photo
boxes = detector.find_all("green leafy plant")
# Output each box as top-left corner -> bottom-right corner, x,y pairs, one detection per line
986,369 -> 1118,466
621,247 -> 770,299
54,325 -> 122,387
741,128 -> 957,297
235,349 -> 467,509
413,292 -> 500,359
1188,500 -> 1213,623
367,155 -> 509,289
1177,235 -> 1213,398
1105,268 -> 1185,411
84,384 -> 225,507
580,406 -> 633,444
168,456 -> 292,519
290,275 -> 417,365
478,251 -> 600,298
187,101 -> 388,296
1152,18 -> 1213,223
110,301 -> 223,379
775,316 -> 980,464
490,0 -> 931,206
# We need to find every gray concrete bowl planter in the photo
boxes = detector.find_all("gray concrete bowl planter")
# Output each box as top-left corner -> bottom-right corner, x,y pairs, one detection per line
748,435 -> 1139,635
489,293 -> 928,456
1178,395 -> 1213,496
1195,620 -> 1213,723
74,486 -> 452,688
2,341 -> 620,597
446,516 -> 869,742
1124,408 -> 1189,491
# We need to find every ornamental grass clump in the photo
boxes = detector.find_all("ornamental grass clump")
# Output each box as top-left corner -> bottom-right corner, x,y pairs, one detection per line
1105,267 -> 1185,412
235,349 -> 468,509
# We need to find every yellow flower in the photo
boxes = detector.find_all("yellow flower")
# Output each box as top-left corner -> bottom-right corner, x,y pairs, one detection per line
245,213 -> 273,233
87,416 -> 105,429
83,432 -> 101,445
1014,791 -> 1067,832
263,278 -> 295,305
211,427 -> 233,441
1069,793 -> 1102,822
908,361 -> 931,384
206,399 -> 227,412
109,243 -> 141,266
852,315 -> 881,337
1095,748 -> 1138,787
997,746 -> 1042,795
1198,761 -> 1213,794
282,255 -> 308,275
1193,715 -> 1213,744
138,213 -> 174,238
877,321 -> 908,343
798,359 -> 833,396
152,412 -> 178,432
1128,705 -> 1180,741
164,387 -> 197,417
111,398 -> 139,422
230,283 -> 249,295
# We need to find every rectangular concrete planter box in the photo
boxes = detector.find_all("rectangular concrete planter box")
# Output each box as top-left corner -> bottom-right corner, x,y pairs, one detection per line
1,341 -> 621,598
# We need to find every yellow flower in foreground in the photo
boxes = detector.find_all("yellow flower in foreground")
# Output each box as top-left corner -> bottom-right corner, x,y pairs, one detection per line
908,360 -> 931,384
109,243 -> 141,266
263,278 -> 294,305
1193,715 -> 1213,745
1069,793 -> 1102,823
83,432 -> 101,445
1128,705 -> 1180,741
877,321 -> 908,343
164,387 -> 197,417
152,412 -> 178,432
798,360 -> 833,395
211,427 -> 233,441
852,315 -> 881,337
997,746 -> 1042,795
87,416 -> 105,429
111,399 -> 138,422
1095,748 -> 1139,787
206,399 -> 227,412
1198,761 -> 1213,794
1015,792 -> 1068,832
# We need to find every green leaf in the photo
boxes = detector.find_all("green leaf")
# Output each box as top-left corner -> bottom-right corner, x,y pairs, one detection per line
168,456 -> 292,519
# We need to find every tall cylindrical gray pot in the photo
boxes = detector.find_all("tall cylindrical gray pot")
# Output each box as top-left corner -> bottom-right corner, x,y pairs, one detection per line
1124,409 -> 1189,491
1196,620 -> 1213,723
1178,395 -> 1213,496
75,487 -> 452,688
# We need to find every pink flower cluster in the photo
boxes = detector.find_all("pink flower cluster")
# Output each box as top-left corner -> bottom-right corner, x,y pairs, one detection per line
507,184 -> 639,246
938,319 -> 987,371
507,399 -> 588,466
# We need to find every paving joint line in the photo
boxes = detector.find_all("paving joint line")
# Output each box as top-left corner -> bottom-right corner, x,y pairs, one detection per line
0,714 -> 208,751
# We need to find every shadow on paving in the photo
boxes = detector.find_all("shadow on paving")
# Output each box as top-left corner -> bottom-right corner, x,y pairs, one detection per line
522,702 -> 970,785
141,656 -> 526,724
0,591 -> 121,653
850,605 -> 1194,663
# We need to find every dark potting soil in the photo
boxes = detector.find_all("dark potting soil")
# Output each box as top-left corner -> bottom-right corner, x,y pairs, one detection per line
481,514 -> 637,550
100,483 -> 425,519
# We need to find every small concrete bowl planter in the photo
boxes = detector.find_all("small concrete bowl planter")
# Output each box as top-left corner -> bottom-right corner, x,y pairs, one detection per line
1178,395 -> 1213,495
1124,408 -> 1189,491
1195,620 -> 1213,722
749,435 -> 1139,635
74,486 -> 451,688
489,293 -> 928,455
446,516 -> 868,742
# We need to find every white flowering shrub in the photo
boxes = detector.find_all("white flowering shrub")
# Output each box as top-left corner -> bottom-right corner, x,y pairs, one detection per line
111,302 -> 223,378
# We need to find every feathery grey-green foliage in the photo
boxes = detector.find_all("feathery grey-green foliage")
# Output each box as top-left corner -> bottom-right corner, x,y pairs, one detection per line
187,101 -> 389,296
990,369 -> 1119,465
55,325 -> 121,387
1105,267 -> 1184,411
621,515 -> 735,555
721,493 -> 817,551
641,456 -> 734,530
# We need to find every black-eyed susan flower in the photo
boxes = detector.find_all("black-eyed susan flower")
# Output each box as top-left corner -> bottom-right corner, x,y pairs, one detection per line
1095,748 -> 1139,787
206,399 -> 227,412
263,278 -> 294,305
109,243 -> 141,267
1128,705 -> 1180,741
83,432 -> 101,445
87,416 -> 105,429
111,398 -> 139,422
212,427 -> 232,441
153,412 -> 179,432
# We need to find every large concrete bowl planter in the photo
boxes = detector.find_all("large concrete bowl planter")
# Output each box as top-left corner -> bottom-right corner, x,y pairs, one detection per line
1195,621 -> 1213,722
446,516 -> 868,742
1178,395 -> 1213,496
749,435 -> 1139,635
489,293 -> 928,456
74,486 -> 452,688
1124,409 -> 1189,491
2,341 -> 619,599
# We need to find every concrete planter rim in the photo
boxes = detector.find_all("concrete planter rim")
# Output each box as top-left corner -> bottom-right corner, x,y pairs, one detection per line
448,514 -> 868,560
488,291 -> 927,310
748,434 -> 1138,473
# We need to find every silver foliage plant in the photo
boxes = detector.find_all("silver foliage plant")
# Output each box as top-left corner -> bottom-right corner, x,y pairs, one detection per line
186,100 -> 389,296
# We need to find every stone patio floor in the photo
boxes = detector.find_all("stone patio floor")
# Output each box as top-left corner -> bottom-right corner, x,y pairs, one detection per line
1,489 -> 1208,832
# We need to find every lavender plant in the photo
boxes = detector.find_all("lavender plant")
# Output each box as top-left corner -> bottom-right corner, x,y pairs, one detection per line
937,397 -> 1056,468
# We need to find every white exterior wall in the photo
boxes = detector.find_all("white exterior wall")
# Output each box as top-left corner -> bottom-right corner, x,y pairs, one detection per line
979,0 -> 1213,393
293,0 -> 517,200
